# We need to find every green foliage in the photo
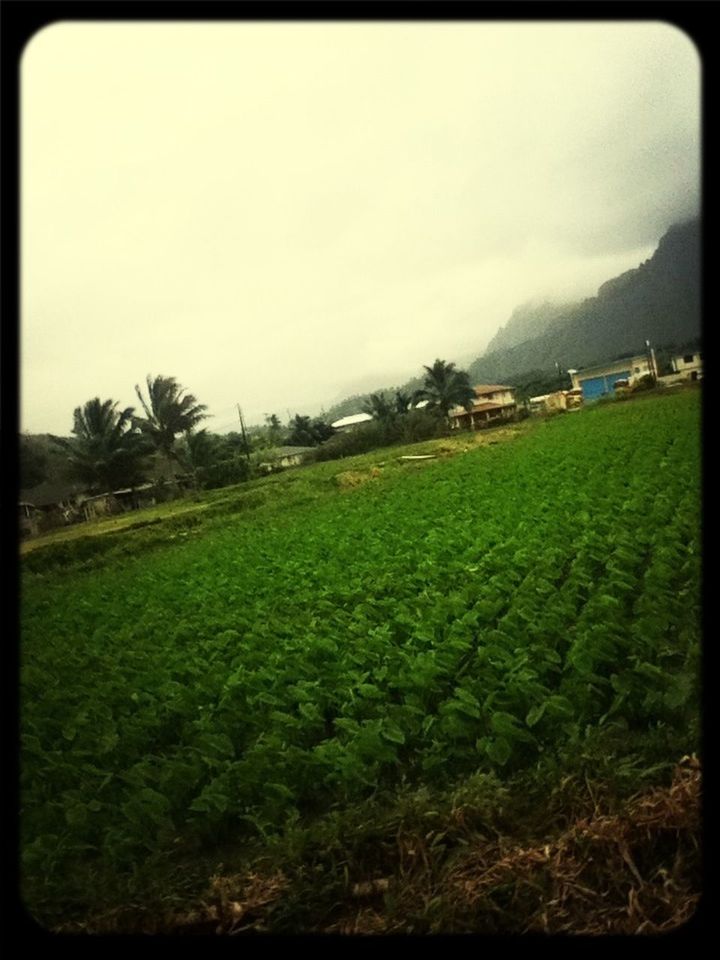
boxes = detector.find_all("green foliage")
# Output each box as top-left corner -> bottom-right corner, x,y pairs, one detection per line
20,436 -> 49,489
179,430 -> 251,489
509,370 -> 573,403
286,414 -> 334,447
181,428 -> 222,469
362,392 -> 396,424
195,456 -> 250,490
50,398 -> 152,493
134,374 -> 208,464
313,410 -> 445,462
21,390 -> 700,924
413,359 -> 476,417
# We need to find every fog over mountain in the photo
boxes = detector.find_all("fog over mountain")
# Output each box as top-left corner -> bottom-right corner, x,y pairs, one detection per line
325,218 -> 700,422
21,23 -> 699,435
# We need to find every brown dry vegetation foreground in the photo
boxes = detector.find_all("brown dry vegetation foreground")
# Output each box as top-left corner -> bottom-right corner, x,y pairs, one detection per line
53,755 -> 700,936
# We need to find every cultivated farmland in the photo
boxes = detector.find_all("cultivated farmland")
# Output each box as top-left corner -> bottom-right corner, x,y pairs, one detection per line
20,389 -> 701,933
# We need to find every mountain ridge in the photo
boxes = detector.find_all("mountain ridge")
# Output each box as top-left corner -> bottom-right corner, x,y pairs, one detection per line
323,217 -> 699,421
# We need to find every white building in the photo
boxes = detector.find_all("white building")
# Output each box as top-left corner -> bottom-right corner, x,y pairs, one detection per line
671,351 -> 703,381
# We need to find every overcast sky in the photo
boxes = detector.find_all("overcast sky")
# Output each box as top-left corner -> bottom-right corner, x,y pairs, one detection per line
21,21 -> 700,434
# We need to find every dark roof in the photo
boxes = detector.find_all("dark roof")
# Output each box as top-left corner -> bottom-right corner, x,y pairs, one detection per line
453,402 -> 505,415
20,452 -> 185,505
19,480 -> 83,507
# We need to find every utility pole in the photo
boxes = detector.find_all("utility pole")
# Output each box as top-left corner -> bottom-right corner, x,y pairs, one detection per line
645,340 -> 657,384
236,403 -> 251,463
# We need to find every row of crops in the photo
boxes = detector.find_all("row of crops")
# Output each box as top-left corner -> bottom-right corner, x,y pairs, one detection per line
20,391 -> 701,906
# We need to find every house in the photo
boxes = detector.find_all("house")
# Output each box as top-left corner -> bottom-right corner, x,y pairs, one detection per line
19,479 -> 82,513
258,446 -> 316,473
19,480 -> 85,533
330,412 -> 373,432
80,477 -> 194,522
80,492 -> 121,522
670,351 -> 703,381
569,353 -> 657,400
449,385 -> 517,431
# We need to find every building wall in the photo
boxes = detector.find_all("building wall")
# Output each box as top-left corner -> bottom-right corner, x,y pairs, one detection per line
450,405 -> 516,430
472,389 -> 515,406
579,370 -> 631,400
545,391 -> 568,412
571,356 -> 653,399
83,495 -> 119,521
671,353 -> 703,379
570,357 -> 644,391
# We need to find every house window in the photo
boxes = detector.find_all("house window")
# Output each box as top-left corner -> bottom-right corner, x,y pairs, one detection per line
634,367 -> 640,374
684,354 -> 694,364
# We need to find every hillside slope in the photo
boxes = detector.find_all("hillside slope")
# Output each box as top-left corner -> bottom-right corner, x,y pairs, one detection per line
324,219 -> 700,418
467,219 -> 700,383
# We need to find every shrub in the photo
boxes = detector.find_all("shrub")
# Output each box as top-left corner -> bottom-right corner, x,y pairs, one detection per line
313,422 -> 395,461
399,408 -> 447,443
196,457 -> 250,490
631,374 -> 656,393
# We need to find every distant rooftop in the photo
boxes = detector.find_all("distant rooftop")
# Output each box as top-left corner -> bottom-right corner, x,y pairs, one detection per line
573,355 -> 648,376
331,412 -> 373,429
473,384 -> 514,395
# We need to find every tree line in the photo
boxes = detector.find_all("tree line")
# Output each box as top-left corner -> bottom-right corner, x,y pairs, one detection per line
21,361 -> 479,497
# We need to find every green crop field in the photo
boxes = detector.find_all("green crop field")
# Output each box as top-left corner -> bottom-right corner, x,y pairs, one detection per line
20,389 -> 701,933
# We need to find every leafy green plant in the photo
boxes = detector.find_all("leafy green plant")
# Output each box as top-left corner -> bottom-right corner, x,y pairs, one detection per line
20,390 -> 700,926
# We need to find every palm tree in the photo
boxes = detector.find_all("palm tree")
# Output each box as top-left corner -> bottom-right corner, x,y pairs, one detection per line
362,392 -> 396,424
182,427 -> 219,470
264,413 -> 284,446
394,390 -> 413,415
51,398 -> 151,494
286,414 -> 334,447
20,436 -> 49,489
412,359 -> 476,418
134,374 -> 208,469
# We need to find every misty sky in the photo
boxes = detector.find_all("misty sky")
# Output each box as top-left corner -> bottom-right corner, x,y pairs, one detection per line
21,21 -> 700,434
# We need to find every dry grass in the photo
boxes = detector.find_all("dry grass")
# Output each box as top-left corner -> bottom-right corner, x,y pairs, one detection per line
438,754 -> 701,934
51,756 -> 700,935
319,755 -> 701,936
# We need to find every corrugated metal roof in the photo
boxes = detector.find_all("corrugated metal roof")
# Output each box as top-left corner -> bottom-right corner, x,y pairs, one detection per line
331,412 -> 373,428
574,356 -> 646,378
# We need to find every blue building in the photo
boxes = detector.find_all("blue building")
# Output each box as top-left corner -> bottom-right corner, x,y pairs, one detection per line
569,353 -> 656,400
